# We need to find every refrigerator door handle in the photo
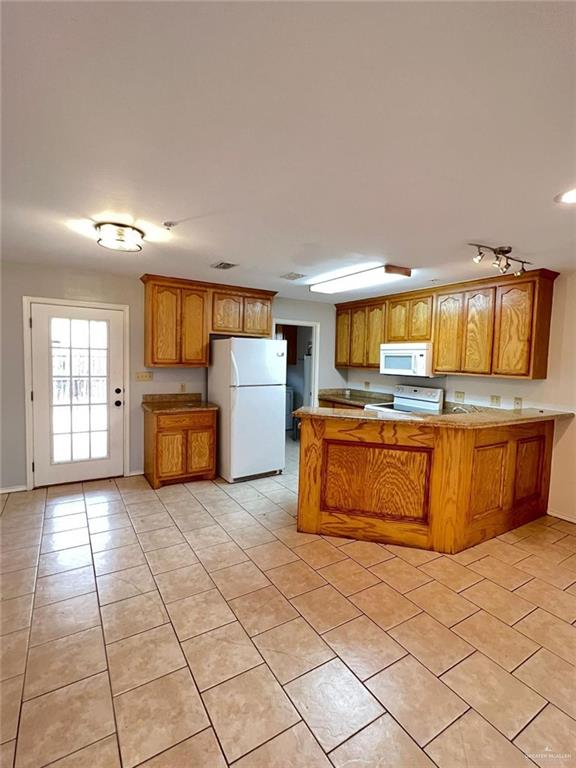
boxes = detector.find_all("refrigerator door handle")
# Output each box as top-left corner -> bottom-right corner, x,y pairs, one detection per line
231,351 -> 240,387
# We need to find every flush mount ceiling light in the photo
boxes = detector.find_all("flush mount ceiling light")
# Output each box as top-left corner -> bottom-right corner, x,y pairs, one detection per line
554,188 -> 576,205
95,222 -> 145,252
468,243 -> 531,278
309,264 -> 411,294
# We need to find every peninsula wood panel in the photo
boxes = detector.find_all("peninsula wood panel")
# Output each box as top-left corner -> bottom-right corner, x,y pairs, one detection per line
349,307 -> 367,366
335,310 -> 351,367
514,436 -> 544,503
461,288 -> 495,374
365,303 -> 385,366
181,289 -> 208,365
321,440 -> 431,521
243,297 -> 271,335
149,284 -> 181,365
296,412 -> 556,553
408,296 -> 433,340
212,293 -> 243,333
468,442 -> 507,519
434,293 -> 464,372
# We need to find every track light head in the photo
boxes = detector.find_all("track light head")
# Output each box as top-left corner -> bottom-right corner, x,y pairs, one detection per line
472,247 -> 484,264
499,259 -> 511,274
514,263 -> 526,277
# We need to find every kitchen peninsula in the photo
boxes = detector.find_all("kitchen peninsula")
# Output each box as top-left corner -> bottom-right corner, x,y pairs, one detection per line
295,405 -> 573,554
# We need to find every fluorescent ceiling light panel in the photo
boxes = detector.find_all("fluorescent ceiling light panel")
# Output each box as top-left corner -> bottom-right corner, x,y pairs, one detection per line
309,264 -> 411,294
554,188 -> 576,205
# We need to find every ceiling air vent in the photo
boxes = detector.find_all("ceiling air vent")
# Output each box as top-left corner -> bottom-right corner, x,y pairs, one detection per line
210,261 -> 238,270
280,272 -> 307,281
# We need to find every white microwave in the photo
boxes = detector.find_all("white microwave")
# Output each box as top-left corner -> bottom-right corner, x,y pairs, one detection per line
379,342 -> 436,377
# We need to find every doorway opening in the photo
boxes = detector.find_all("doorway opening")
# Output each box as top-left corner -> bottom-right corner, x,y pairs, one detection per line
272,319 -> 319,447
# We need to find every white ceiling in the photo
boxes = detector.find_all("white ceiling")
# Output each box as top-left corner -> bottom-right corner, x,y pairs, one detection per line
3,1 -> 575,302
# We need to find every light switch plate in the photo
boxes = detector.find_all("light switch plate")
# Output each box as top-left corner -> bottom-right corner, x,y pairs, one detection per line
135,371 -> 153,382
490,395 -> 501,407
514,397 -> 523,410
455,391 -> 465,403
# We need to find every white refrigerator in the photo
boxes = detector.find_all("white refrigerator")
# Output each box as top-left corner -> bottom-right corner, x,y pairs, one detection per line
208,338 -> 287,483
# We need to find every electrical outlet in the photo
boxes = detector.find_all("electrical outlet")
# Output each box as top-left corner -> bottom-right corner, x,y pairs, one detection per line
135,371 -> 153,382
455,391 -> 465,403
514,397 -> 523,410
490,395 -> 501,407
180,383 -> 187,393
364,381 -> 370,390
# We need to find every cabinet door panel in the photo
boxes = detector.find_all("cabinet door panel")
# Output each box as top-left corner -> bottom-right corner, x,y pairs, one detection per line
387,300 -> 408,341
493,282 -> 534,376
349,308 -> 367,366
151,285 -> 180,364
409,296 -> 433,340
365,304 -> 384,366
335,310 -> 351,367
462,288 -> 495,374
243,297 -> 271,336
434,293 -> 464,372
187,428 -> 214,474
212,293 -> 243,333
182,289 -> 208,365
157,431 -> 186,478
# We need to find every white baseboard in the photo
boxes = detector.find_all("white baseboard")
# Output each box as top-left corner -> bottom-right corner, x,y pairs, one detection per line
547,508 -> 576,524
125,469 -> 144,477
0,485 -> 28,494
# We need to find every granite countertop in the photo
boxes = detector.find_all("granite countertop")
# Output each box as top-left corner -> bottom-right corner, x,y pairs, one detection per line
296,405 -> 574,430
141,393 -> 219,414
318,389 -> 393,406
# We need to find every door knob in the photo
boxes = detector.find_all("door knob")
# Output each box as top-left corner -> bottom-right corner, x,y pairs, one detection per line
114,400 -> 122,407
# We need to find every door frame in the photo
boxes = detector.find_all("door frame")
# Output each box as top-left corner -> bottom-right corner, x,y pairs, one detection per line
22,296 -> 130,490
272,318 -> 320,407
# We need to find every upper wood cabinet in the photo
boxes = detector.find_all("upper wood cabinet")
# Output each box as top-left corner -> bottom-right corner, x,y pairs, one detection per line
434,293 -> 465,372
386,295 -> 433,342
492,282 -> 534,376
243,297 -> 271,336
212,293 -> 243,333
461,288 -> 495,374
365,303 -> 385,366
349,307 -> 367,366
336,269 -> 558,379
141,275 -> 276,367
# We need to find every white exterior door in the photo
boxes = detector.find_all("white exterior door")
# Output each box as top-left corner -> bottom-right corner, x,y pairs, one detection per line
30,303 -> 125,486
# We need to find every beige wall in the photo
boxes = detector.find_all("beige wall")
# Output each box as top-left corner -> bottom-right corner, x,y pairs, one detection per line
0,262 -> 345,489
346,271 -> 576,520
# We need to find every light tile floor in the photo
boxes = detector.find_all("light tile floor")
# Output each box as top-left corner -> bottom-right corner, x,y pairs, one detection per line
1,439 -> 576,766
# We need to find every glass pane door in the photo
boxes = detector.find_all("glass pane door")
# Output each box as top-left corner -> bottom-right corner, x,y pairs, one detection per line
50,317 -> 110,463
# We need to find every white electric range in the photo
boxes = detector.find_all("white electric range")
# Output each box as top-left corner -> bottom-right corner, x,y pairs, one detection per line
364,384 -> 444,415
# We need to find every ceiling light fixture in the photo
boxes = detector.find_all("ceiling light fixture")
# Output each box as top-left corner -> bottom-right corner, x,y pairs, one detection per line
309,264 -> 411,294
95,222 -> 145,252
554,188 -> 576,205
468,243 -> 531,278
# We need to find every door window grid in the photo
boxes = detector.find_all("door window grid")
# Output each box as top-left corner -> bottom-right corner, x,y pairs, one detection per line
50,318 -> 110,463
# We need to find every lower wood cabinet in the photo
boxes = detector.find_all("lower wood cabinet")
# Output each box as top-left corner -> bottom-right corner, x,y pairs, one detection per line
144,409 -> 217,489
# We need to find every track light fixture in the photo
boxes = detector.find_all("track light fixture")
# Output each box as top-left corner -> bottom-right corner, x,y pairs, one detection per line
468,243 -> 531,278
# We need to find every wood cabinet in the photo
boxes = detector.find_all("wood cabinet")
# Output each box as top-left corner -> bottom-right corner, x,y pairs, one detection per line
336,302 -> 384,368
461,288 -> 495,374
335,309 -> 351,367
349,307 -> 367,366
434,293 -> 465,372
386,295 -> 433,342
336,269 -> 557,379
144,409 -> 217,489
492,282 -> 534,376
141,275 -> 276,367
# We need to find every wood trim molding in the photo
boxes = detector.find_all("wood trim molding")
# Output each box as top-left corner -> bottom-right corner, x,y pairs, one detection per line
140,273 -> 277,298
